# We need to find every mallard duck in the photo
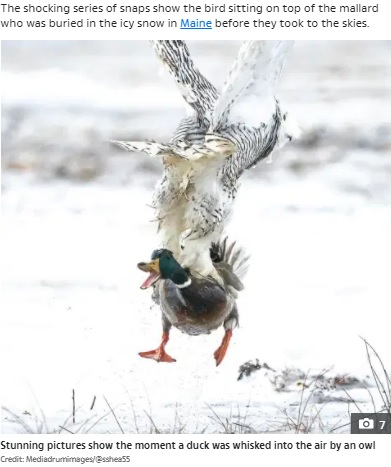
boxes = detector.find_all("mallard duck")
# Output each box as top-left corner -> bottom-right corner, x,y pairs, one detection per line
137,239 -> 249,366
114,41 -> 298,281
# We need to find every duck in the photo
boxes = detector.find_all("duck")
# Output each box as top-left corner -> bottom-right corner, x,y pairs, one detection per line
137,238 -> 249,366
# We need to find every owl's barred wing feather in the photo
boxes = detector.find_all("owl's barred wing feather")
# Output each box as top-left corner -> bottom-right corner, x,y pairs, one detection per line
206,41 -> 296,178
150,40 -> 218,125
211,41 -> 294,130
111,140 -> 172,158
111,140 -> 216,161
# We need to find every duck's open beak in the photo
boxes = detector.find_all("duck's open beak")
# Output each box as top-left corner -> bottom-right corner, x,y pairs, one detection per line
137,259 -> 161,290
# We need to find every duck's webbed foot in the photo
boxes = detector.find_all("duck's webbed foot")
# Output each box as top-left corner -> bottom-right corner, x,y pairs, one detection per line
214,329 -> 233,366
213,307 -> 238,366
139,331 -> 176,363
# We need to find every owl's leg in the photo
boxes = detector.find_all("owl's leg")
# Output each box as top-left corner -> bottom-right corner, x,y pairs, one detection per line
139,317 -> 176,363
214,306 -> 239,366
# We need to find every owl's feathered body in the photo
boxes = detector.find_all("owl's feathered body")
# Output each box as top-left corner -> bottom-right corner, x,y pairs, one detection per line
114,40 -> 298,277
151,153 -> 234,276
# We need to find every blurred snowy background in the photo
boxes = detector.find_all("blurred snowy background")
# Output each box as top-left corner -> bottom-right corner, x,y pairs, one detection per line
1,41 -> 391,434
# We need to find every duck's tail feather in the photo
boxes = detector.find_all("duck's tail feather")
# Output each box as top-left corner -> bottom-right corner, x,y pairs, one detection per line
210,237 -> 250,283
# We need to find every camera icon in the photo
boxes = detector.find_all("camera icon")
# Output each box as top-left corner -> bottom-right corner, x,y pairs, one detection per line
358,418 -> 374,430
351,413 -> 391,433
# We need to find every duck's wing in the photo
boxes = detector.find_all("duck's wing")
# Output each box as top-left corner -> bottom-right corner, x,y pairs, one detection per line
211,237 -> 250,293
207,41 -> 297,176
151,41 -> 218,128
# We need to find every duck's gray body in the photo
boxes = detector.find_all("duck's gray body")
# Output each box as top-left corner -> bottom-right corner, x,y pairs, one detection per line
158,276 -> 238,336
152,238 -> 248,337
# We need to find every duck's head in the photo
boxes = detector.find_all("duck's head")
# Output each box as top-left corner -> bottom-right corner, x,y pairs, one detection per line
137,249 -> 191,290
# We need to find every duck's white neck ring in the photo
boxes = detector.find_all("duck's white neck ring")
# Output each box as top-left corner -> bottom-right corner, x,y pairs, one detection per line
176,278 -> 192,289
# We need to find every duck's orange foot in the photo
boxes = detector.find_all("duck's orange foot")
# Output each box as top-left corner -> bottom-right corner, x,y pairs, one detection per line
214,329 -> 233,366
139,348 -> 176,363
139,331 -> 176,363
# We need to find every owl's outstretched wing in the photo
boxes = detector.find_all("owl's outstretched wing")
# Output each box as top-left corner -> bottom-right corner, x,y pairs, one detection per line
207,41 -> 297,177
114,42 -> 223,158
111,139 -> 219,161
211,41 -> 294,131
151,40 -> 218,127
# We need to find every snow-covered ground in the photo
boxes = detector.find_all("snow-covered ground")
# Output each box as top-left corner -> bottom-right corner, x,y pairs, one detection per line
1,41 -> 391,434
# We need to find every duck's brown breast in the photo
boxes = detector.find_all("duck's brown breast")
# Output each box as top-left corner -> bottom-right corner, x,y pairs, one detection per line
159,278 -> 233,336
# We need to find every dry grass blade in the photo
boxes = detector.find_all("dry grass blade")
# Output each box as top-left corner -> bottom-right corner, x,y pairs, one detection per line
72,389 -> 76,424
274,368 -> 332,434
143,410 -> 161,434
206,403 -> 229,433
206,403 -> 254,434
171,403 -> 186,434
27,384 -> 49,434
295,367 -> 331,433
130,399 -> 140,434
1,407 -> 35,434
103,396 -> 125,434
295,370 -> 311,433
59,425 -> 74,434
340,388 -> 363,414
362,381 -> 377,413
331,339 -> 390,433
361,338 -> 391,414
83,410 -> 112,433
90,396 -> 96,411
328,420 -> 351,433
